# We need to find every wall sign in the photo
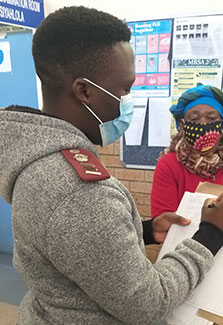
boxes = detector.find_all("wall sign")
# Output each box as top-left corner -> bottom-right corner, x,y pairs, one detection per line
0,41 -> 11,72
0,0 -> 44,28
128,19 -> 172,97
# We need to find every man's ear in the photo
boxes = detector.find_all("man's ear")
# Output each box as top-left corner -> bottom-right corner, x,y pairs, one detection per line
71,78 -> 91,104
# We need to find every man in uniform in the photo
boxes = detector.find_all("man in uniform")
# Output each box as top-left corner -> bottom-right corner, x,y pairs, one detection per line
0,6 -> 223,325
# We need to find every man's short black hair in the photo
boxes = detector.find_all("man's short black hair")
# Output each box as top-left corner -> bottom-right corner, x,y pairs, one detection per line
32,6 -> 131,95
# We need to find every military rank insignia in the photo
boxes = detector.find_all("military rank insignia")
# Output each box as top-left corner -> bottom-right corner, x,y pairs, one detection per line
62,148 -> 110,182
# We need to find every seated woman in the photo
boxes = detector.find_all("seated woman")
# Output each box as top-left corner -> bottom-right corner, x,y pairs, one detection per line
150,84 -> 223,222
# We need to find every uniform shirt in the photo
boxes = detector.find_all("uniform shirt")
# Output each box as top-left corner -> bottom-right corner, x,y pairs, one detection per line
151,152 -> 223,218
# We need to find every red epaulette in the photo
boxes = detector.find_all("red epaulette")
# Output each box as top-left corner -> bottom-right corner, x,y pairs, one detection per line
62,148 -> 110,182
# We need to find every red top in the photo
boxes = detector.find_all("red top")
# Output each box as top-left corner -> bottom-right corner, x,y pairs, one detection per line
151,152 -> 223,218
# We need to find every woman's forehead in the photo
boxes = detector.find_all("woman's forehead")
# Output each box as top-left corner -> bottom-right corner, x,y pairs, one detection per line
185,104 -> 220,116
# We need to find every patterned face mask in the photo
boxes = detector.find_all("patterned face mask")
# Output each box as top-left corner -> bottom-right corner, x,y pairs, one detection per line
183,120 -> 222,152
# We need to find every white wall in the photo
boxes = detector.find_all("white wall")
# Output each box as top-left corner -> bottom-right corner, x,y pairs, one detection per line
44,0 -> 223,20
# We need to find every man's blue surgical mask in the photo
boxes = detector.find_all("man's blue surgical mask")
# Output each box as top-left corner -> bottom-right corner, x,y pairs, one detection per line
81,78 -> 133,146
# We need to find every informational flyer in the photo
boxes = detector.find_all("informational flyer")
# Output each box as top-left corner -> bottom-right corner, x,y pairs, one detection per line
148,97 -> 172,146
173,15 -> 223,58
0,41 -> 12,73
124,97 -> 147,146
128,19 -> 173,97
171,58 -> 222,96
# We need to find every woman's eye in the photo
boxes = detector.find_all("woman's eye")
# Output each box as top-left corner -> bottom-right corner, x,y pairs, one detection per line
208,118 -> 218,122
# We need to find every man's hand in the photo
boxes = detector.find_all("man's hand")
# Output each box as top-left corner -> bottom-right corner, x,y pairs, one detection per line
152,212 -> 191,243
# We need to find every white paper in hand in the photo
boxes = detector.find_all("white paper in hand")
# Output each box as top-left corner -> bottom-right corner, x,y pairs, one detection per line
157,192 -> 223,324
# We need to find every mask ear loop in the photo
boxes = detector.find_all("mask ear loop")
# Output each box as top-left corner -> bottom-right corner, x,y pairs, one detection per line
177,118 -> 185,132
83,78 -> 120,102
81,102 -> 103,124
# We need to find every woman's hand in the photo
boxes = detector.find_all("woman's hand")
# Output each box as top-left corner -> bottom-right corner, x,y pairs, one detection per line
152,212 -> 191,243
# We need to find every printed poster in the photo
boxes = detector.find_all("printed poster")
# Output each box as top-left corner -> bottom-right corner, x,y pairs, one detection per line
173,15 -> 223,58
148,97 -> 172,147
124,97 -> 147,146
171,58 -> 222,96
128,19 -> 173,97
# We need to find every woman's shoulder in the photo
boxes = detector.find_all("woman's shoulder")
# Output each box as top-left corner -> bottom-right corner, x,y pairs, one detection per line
155,152 -> 184,176
157,152 -> 178,166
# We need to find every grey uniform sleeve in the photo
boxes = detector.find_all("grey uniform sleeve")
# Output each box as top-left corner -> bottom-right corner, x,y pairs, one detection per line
46,185 -> 214,325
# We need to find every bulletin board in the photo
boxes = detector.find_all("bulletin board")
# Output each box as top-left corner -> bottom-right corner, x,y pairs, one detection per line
121,12 -> 223,169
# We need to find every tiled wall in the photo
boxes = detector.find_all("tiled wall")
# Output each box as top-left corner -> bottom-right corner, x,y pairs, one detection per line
97,140 -> 155,219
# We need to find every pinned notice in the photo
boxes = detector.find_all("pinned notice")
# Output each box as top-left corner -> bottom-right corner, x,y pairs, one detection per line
0,42 -> 12,73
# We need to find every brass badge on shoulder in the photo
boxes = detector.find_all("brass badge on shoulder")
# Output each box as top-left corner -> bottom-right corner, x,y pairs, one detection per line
62,148 -> 110,182
74,153 -> 89,162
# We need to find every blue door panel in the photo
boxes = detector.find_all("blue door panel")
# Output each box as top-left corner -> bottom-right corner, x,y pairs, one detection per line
0,29 -> 38,253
